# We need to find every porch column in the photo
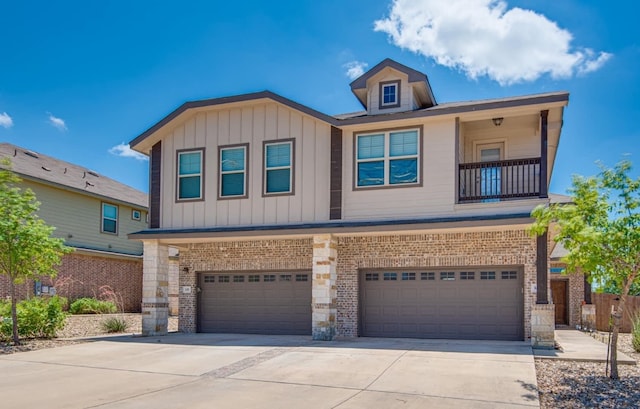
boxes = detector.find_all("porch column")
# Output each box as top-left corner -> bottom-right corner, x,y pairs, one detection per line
536,232 -> 549,304
312,234 -> 337,341
540,110 -> 549,198
141,240 -> 170,336
584,273 -> 592,304
532,231 -> 554,348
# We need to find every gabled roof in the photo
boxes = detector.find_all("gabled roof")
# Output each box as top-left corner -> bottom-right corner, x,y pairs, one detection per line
129,91 -> 337,151
129,83 -> 569,149
349,58 -> 437,109
0,143 -> 148,209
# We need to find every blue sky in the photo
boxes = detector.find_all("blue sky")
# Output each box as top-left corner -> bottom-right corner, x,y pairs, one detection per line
0,0 -> 638,195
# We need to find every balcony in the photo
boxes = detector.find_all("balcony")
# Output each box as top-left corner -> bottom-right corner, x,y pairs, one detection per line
458,157 -> 542,203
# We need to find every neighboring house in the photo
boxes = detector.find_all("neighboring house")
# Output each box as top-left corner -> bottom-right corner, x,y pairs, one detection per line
0,143 -> 148,312
129,58 -> 576,346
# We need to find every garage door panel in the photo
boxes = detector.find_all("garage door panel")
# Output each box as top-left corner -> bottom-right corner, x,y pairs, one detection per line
362,268 -> 524,341
198,271 -> 311,335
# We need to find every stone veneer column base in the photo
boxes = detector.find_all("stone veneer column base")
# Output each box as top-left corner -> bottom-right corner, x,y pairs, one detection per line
581,304 -> 596,331
312,234 -> 337,341
141,240 -> 169,336
531,304 -> 555,348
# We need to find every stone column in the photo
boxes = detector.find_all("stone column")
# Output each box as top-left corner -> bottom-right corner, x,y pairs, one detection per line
531,304 -> 555,348
312,234 -> 337,341
581,304 -> 596,331
141,240 -> 170,336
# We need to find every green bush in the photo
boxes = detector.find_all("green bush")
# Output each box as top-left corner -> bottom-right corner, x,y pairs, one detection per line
101,316 -> 129,333
632,313 -> 640,353
0,296 -> 67,340
69,298 -> 117,314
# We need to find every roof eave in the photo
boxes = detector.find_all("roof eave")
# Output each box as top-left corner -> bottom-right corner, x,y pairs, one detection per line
129,91 -> 339,151
128,213 -> 534,241
336,92 -> 569,126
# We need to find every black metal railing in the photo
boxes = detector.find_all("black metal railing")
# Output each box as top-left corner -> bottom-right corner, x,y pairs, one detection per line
459,157 -> 541,202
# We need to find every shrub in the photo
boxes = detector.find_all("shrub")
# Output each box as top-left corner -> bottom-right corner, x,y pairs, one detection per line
69,298 -> 117,314
632,313 -> 640,353
0,296 -> 67,340
101,316 -> 128,333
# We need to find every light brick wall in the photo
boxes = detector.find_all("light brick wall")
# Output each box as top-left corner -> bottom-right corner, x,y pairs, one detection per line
176,229 -> 540,340
0,252 -> 142,312
336,230 -> 539,339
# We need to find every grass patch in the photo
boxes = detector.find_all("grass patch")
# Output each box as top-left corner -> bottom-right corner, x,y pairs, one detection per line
101,317 -> 129,333
69,298 -> 116,314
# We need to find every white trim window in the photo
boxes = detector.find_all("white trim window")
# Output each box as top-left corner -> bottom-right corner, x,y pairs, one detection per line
219,145 -> 247,198
101,203 -> 118,234
382,84 -> 397,105
356,129 -> 419,188
379,80 -> 401,109
177,150 -> 203,200
264,140 -> 293,195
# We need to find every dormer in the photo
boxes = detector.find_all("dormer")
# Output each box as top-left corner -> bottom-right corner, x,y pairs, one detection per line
349,58 -> 437,115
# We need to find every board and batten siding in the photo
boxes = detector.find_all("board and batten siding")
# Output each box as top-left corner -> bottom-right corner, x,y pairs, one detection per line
342,118 -> 457,220
461,114 -> 541,163
22,180 -> 146,255
341,116 -> 547,221
367,71 -> 412,116
160,102 -> 331,228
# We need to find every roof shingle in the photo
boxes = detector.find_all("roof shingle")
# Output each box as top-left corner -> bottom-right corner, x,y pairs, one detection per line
0,143 -> 147,209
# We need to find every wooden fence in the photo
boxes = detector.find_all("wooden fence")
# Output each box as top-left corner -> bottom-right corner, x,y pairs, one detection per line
594,293 -> 640,333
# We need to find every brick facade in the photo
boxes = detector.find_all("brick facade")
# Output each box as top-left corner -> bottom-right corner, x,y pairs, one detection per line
0,252 -> 143,312
336,229 -> 539,339
175,229 -> 542,341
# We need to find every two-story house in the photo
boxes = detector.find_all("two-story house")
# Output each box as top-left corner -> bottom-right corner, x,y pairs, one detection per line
0,143 -> 149,312
129,59 -> 573,346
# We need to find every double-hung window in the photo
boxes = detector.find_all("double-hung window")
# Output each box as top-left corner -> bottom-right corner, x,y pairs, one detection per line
177,149 -> 203,200
264,139 -> 294,195
219,144 -> 248,198
356,128 -> 420,188
379,80 -> 400,109
101,203 -> 118,234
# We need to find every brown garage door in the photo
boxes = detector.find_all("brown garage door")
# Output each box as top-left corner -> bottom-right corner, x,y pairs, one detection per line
361,268 -> 523,341
197,272 -> 311,335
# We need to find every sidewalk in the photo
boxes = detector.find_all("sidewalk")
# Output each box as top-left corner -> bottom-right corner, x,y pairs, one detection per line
534,329 -> 636,365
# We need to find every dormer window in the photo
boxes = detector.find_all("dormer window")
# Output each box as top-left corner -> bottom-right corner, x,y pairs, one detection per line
379,80 -> 401,109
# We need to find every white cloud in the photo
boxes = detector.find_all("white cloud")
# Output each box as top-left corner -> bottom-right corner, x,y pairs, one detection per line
374,0 -> 612,85
109,143 -> 148,161
344,61 -> 369,80
47,112 -> 67,131
0,112 -> 13,129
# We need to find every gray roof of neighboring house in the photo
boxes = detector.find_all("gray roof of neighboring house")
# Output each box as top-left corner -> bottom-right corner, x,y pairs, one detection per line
0,143 -> 148,209
551,240 -> 569,260
549,193 -> 573,204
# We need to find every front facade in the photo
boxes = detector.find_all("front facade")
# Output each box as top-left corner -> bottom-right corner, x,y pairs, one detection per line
130,59 -> 569,345
0,144 -> 148,311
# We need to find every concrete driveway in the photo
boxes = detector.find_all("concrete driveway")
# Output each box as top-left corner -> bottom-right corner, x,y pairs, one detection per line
0,334 -> 539,408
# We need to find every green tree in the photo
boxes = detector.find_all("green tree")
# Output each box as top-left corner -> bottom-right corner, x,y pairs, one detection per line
600,279 -> 640,296
531,160 -> 640,379
0,162 -> 72,344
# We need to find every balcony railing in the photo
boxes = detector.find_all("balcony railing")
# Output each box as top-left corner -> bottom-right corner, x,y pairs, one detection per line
459,157 -> 541,202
